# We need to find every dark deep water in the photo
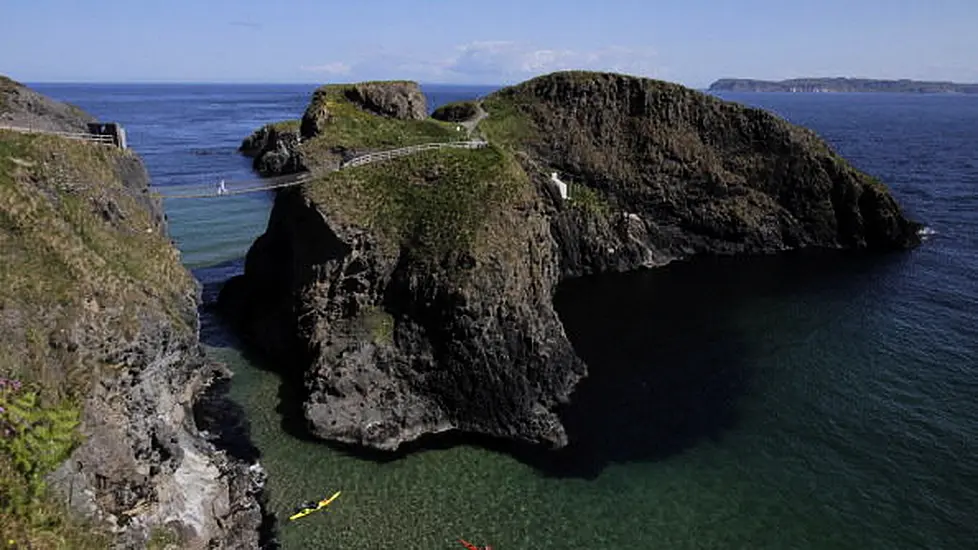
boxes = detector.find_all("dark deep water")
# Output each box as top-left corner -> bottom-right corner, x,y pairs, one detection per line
31,83 -> 978,549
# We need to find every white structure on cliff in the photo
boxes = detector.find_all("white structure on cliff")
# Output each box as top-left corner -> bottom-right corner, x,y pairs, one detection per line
550,171 -> 568,200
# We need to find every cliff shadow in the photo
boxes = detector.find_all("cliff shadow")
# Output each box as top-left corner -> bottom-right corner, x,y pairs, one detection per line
520,258 -> 754,478
498,248 -> 911,479
195,259 -> 322,445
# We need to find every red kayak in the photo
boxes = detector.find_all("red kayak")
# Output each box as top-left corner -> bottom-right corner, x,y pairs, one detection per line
458,539 -> 491,550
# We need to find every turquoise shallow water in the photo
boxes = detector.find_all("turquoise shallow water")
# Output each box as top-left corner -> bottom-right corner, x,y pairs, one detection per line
34,84 -> 978,549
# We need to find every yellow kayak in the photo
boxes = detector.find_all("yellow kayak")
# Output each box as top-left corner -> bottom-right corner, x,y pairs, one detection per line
288,490 -> 341,521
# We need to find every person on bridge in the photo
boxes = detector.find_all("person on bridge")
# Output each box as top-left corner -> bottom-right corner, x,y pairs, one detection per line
217,179 -> 227,195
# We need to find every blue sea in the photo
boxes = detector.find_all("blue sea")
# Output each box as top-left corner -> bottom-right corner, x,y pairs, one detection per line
31,83 -> 978,549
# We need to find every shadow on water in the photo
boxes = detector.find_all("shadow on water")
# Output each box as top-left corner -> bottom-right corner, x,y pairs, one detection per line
192,249 -> 910,480
195,259 -> 330,446
514,249 -> 910,479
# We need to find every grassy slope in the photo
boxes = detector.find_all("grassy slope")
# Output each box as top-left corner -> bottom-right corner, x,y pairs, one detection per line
268,119 -> 300,132
0,130 -> 193,547
304,145 -> 527,264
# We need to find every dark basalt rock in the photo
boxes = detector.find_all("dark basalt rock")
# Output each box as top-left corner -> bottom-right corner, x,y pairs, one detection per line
344,81 -> 428,120
220,70 -> 922,453
431,101 -> 479,122
239,123 -> 304,177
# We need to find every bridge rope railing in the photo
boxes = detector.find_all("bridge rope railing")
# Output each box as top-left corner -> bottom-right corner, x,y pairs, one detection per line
0,124 -> 116,145
340,139 -> 489,168
159,173 -> 313,199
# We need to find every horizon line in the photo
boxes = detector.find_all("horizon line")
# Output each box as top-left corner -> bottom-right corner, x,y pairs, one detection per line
23,79 -> 511,86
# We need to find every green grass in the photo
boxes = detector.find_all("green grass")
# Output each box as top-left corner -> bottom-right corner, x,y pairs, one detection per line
0,380 -> 107,549
301,84 -> 458,154
268,119 -> 300,133
360,307 -> 395,346
146,526 -> 180,550
569,182 -> 611,215
479,94 -> 539,147
303,145 -> 527,265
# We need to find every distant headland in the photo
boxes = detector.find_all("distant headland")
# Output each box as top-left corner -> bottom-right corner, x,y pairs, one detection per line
709,77 -> 978,94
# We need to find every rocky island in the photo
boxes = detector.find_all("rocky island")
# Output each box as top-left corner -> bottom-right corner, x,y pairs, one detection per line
221,71 -> 921,454
0,77 -> 272,549
709,77 -> 978,94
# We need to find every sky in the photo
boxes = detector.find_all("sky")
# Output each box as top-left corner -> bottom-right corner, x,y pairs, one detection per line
1,0 -> 976,88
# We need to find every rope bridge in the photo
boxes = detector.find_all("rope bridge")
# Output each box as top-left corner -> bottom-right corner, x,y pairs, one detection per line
159,139 -> 490,200
158,173 -> 313,199
1,121 -> 490,200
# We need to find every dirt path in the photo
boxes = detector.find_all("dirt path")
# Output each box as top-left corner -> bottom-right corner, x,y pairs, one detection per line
460,102 -> 489,138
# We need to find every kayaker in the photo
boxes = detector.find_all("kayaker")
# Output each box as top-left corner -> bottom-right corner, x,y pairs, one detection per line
293,500 -> 318,514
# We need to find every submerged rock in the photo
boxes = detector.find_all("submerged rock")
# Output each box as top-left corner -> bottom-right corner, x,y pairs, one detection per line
220,72 -> 921,452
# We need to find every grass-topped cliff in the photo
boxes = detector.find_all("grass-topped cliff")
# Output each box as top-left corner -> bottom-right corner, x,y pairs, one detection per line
1,78 -> 267,549
0,129 -> 190,546
299,81 -> 462,167
240,80 -> 468,176
222,72 -> 921,453
0,133 -> 193,380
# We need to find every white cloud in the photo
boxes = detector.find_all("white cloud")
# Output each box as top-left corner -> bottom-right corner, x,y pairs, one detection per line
299,61 -> 352,75
300,41 -> 663,83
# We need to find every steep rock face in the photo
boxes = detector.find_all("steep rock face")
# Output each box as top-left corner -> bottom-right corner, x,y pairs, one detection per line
239,121 -> 304,177
221,72 -> 920,452
0,75 -> 95,132
0,83 -> 271,549
220,147 -> 585,450
481,71 -> 920,278
345,81 -> 428,120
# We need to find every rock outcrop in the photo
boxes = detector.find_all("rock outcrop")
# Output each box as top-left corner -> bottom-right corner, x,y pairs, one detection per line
239,120 -> 304,177
0,77 -> 272,549
431,100 -> 479,123
220,72 -> 921,452
344,81 -> 429,121
484,71 -> 921,278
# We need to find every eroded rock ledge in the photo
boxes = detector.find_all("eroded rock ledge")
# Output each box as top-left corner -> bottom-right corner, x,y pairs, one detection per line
220,71 -> 921,453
